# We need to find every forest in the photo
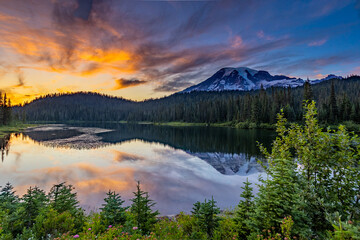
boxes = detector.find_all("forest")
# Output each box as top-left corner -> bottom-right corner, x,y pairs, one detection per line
1,102 -> 360,239
15,76 -> 360,127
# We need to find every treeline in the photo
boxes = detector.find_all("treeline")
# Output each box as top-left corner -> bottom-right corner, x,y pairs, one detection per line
16,76 -> 360,124
1,103 -> 360,239
0,93 -> 12,126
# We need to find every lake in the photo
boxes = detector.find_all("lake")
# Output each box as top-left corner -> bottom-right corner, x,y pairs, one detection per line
0,123 -> 276,215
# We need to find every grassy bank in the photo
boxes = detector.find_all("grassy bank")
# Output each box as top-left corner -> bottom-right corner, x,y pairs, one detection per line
154,120 -> 360,132
0,122 -> 37,137
154,121 -> 277,129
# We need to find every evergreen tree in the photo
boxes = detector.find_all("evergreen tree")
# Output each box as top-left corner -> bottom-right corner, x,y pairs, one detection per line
48,183 -> 80,215
22,186 -> 48,227
130,181 -> 159,234
251,98 -> 260,124
329,80 -> 338,122
0,92 -> 3,125
0,182 -> 19,213
253,110 -> 310,237
257,101 -> 360,237
251,158 -> 309,237
303,79 -> 313,102
0,183 -> 23,237
100,190 -> 128,226
235,178 -> 254,238
191,196 -> 220,238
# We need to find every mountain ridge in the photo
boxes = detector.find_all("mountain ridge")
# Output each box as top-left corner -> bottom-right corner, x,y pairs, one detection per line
181,67 -> 342,93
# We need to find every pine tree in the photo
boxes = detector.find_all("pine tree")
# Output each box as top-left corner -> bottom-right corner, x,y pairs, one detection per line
251,98 -> 260,124
22,186 -> 48,227
252,158 -> 309,236
100,190 -> 128,226
254,110 -> 310,237
48,183 -> 80,214
2,93 -> 8,125
191,196 -> 220,238
130,181 -> 159,234
256,102 -> 360,237
235,178 -> 254,238
0,182 -> 19,213
329,80 -> 338,122
303,79 -> 313,102
0,92 -> 3,125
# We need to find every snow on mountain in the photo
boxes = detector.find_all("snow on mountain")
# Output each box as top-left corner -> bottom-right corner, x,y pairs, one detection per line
181,67 -> 342,93
188,151 -> 265,175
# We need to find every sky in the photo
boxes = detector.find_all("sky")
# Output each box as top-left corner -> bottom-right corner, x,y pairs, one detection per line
0,0 -> 359,104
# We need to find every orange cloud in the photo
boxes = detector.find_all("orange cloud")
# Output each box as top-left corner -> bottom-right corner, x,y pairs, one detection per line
314,73 -> 326,79
79,49 -> 130,63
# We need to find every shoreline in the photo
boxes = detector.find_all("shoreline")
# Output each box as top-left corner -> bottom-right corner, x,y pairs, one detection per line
8,120 -> 360,133
0,123 -> 38,137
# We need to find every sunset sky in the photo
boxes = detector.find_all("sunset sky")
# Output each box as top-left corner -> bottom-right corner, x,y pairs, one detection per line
0,0 -> 359,104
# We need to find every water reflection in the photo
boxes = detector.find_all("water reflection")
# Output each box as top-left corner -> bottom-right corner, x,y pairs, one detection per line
0,134 -> 10,162
0,124 -> 275,215
23,124 -> 275,174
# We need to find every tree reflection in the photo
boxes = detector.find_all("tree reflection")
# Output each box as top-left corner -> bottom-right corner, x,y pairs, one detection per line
0,134 -> 11,162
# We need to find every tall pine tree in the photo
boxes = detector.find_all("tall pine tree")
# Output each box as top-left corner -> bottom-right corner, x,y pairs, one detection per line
235,178 -> 254,238
130,181 -> 159,234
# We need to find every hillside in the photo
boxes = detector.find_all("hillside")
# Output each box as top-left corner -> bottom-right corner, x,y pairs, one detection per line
14,76 -> 360,125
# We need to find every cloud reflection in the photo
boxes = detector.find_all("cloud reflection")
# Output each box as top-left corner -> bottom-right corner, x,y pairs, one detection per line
0,134 -> 262,215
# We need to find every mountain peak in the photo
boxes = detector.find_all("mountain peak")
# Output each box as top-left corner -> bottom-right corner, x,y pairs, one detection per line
181,67 -> 342,93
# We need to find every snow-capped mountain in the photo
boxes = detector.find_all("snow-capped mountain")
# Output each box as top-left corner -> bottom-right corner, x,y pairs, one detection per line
188,151 -> 265,175
181,67 -> 342,93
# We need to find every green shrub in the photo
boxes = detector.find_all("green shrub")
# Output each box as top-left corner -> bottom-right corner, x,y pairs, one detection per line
32,208 -> 76,239
213,217 -> 238,240
153,218 -> 187,239
83,212 -> 106,235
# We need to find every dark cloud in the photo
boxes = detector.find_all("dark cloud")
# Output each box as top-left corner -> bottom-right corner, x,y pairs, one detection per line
279,54 -> 356,74
154,79 -> 191,92
113,78 -> 147,90
53,0 -> 94,24
113,150 -> 144,162
74,0 -> 94,20
154,71 -> 207,92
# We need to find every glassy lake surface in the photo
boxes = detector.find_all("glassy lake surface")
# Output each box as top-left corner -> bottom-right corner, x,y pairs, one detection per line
0,123 -> 276,215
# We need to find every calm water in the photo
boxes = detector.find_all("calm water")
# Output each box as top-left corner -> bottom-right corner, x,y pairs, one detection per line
0,123 -> 276,215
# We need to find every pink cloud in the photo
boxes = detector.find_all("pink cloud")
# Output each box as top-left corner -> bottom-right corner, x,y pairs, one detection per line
231,35 -> 243,48
308,39 -> 327,46
257,30 -> 274,40
257,30 -> 265,38
350,66 -> 360,75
